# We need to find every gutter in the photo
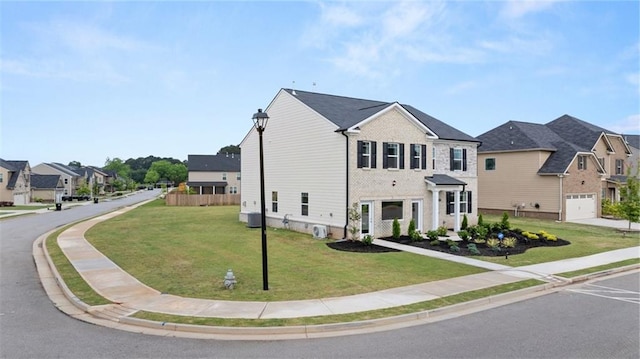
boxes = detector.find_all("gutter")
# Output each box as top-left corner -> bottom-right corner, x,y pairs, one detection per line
341,130 -> 349,239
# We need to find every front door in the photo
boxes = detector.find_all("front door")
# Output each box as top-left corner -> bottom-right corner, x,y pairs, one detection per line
411,200 -> 423,232
360,201 -> 373,236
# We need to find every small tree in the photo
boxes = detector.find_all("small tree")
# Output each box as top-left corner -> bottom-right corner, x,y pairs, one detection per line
348,202 -> 362,241
392,218 -> 401,239
461,214 -> 468,230
76,184 -> 91,196
408,218 -> 416,236
619,169 -> 640,230
500,211 -> 510,230
478,213 -> 484,227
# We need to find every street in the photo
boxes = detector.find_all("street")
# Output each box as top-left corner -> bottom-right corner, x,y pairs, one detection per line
1,191 -> 638,358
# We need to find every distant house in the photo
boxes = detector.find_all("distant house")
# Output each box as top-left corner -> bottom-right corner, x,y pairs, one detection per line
32,163 -> 81,196
240,89 -> 479,238
477,115 -> 632,221
30,174 -> 64,202
0,159 -> 31,205
187,154 -> 241,194
624,134 -> 640,178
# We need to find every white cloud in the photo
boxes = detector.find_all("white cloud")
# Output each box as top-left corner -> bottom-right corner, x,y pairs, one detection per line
501,0 -> 558,19
610,114 -> 640,134
445,81 -> 477,95
321,3 -> 362,27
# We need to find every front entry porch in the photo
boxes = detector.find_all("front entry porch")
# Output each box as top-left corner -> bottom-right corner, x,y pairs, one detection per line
425,174 -> 467,232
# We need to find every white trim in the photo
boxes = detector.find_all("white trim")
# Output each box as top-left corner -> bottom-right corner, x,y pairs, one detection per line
347,102 -> 439,139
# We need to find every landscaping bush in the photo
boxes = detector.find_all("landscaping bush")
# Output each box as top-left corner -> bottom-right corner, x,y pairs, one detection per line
408,218 -> 416,237
457,230 -> 469,241
437,226 -> 448,236
430,239 -> 440,246
476,226 -> 488,240
538,230 -> 557,241
461,214 -> 468,230
426,230 -> 439,241
467,243 -> 480,255
502,237 -> 517,248
500,211 -> 510,230
362,234 -> 373,246
522,231 -> 539,240
410,230 -> 422,242
486,238 -> 500,249
477,213 -> 484,227
392,218 -> 401,239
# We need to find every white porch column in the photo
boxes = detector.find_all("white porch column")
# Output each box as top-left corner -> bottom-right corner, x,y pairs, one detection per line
453,189 -> 461,232
431,189 -> 440,230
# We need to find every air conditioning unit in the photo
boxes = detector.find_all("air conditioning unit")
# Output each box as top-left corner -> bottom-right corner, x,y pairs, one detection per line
312,224 -> 327,239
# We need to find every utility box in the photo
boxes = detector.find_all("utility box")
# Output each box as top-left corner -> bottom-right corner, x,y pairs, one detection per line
247,212 -> 261,228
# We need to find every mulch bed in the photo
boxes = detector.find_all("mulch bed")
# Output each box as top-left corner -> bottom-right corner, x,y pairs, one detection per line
327,230 -> 570,256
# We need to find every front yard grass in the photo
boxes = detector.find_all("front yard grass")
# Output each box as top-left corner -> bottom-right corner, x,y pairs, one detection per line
85,200 -> 486,302
478,215 -> 639,267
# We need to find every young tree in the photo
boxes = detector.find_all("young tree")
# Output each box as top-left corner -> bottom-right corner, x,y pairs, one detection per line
619,168 -> 640,230
144,169 -> 160,185
104,157 -> 131,179
348,202 -> 362,241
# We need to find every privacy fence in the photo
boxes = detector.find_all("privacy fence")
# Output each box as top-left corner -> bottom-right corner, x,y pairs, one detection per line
165,193 -> 241,206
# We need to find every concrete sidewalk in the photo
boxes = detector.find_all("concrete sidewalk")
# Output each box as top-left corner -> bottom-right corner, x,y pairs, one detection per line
46,204 -> 639,322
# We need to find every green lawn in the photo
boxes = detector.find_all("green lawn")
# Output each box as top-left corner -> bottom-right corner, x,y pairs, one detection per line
478,215 -> 639,267
3,205 -> 51,210
85,200 -> 485,301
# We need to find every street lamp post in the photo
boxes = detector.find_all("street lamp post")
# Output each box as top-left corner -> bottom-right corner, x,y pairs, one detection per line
252,108 -> 270,290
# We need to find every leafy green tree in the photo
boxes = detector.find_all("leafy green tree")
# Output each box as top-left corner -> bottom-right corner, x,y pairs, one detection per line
77,184 -> 91,196
619,168 -> 640,230
168,163 -> 188,184
144,169 -> 160,185
218,145 -> 240,155
149,160 -> 173,181
130,168 -> 147,184
68,161 -> 82,167
104,157 -> 131,179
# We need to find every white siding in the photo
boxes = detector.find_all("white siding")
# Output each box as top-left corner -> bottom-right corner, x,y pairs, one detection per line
240,90 -> 347,234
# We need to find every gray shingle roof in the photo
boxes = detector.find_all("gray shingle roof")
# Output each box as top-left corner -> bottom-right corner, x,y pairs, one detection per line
1,160 -> 29,189
31,174 -> 62,189
188,154 -> 241,172
477,115 -> 611,174
424,174 -> 467,186
283,89 -> 478,143
624,134 -> 640,150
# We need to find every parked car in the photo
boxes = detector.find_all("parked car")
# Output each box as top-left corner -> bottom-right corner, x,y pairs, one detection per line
61,194 -> 91,201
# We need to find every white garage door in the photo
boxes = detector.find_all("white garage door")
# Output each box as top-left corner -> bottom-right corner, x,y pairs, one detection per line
13,193 -> 27,205
566,194 -> 596,221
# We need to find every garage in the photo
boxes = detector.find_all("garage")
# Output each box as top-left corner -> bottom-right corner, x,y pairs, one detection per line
565,194 -> 596,221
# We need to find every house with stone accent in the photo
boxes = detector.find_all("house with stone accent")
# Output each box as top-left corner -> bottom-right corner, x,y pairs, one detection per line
0,159 -> 31,205
476,115 -> 632,221
187,154 -> 241,194
240,89 -> 480,239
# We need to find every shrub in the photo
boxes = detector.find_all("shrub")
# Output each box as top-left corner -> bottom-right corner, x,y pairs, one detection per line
457,230 -> 469,241
449,243 -> 460,252
426,230 -> 439,241
437,226 -> 448,236
467,243 -> 480,255
408,218 -> 416,237
392,218 -> 401,239
478,213 -> 484,227
522,231 -> 539,240
502,237 -> 517,248
486,238 -> 500,249
500,211 -> 510,230
461,214 -> 468,230
410,230 -> 422,242
490,222 -> 502,233
538,230 -> 557,241
362,234 -> 373,246
602,198 -> 622,217
476,226 -> 488,240
467,225 -> 478,238
473,238 -> 486,244
430,239 -> 440,246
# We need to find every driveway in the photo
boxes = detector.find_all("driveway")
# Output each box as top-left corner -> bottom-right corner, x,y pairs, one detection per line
568,217 -> 640,231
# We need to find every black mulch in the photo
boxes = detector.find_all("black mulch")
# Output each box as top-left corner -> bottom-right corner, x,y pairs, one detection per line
326,240 -> 400,253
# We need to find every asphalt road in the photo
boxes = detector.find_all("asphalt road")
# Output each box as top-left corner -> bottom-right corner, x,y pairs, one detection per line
1,192 -> 638,358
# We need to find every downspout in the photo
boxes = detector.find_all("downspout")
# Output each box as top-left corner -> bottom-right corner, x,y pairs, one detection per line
341,130 -> 350,239
558,174 -> 563,221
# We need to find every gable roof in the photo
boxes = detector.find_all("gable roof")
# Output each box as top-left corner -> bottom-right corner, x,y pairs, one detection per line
42,162 -> 82,177
31,174 -> 63,189
188,154 -> 241,172
0,159 -> 30,189
624,134 -> 640,150
282,89 -> 478,143
477,115 -> 612,174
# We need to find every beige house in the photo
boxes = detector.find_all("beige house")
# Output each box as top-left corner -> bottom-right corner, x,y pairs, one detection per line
32,162 -> 81,196
240,89 -> 479,239
477,115 -> 632,221
0,159 -> 31,205
187,154 -> 241,194
31,174 -> 65,202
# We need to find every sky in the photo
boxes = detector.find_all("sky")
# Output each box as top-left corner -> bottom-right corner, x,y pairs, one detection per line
1,0 -> 639,167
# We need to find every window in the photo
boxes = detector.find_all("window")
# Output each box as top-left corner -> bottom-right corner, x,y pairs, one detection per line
229,186 -> 238,194
64,178 -> 68,185
222,173 -> 227,180
0,173 -> 3,183
272,191 -> 278,213
616,159 -> 624,175
410,144 -> 427,169
485,158 -> 496,171
449,148 -> 467,171
446,191 -> 473,214
357,141 -> 377,169
432,147 -> 436,170
301,192 -> 309,216
383,142 -> 404,169
382,201 -> 403,220
236,173 -> 241,180
577,156 -> 587,170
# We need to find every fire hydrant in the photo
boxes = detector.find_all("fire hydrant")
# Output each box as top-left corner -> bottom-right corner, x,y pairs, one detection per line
224,269 -> 237,290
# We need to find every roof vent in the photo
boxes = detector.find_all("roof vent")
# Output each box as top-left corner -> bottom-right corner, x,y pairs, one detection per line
292,80 -> 297,95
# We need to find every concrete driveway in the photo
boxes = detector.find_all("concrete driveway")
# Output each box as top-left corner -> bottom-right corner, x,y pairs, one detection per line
569,217 -> 640,231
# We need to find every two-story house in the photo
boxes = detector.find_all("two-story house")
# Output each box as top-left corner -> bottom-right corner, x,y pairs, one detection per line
187,154 -> 241,195
624,134 -> 640,178
477,115 -> 632,221
0,159 -> 31,205
32,162 -> 82,196
240,89 -> 480,239
30,174 -> 65,202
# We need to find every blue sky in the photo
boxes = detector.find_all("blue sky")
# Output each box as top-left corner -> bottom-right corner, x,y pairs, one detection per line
1,1 -> 638,167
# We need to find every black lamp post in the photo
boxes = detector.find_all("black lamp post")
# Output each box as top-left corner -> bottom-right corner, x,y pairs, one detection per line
252,108 -> 269,290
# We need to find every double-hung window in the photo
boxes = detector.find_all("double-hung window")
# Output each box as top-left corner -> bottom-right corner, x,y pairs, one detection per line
410,144 -> 427,170
577,156 -> 588,170
222,173 -> 227,180
272,191 -> 278,213
446,191 -> 473,214
615,159 -> 624,175
301,192 -> 309,216
450,148 -> 467,171
383,142 -> 404,169
357,141 -> 377,169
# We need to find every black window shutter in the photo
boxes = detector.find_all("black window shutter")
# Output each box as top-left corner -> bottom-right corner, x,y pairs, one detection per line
371,142 -> 377,168
399,144 -> 405,169
467,191 -> 472,213
409,144 -> 416,169
462,149 -> 467,171
421,145 -> 427,169
449,148 -> 454,170
383,142 -> 389,169
357,141 -> 363,168
446,192 -> 453,214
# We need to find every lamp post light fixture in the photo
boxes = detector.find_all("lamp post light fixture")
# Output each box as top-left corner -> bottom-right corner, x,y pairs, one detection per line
252,108 -> 270,290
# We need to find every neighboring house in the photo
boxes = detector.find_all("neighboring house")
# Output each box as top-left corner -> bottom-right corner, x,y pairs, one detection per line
187,154 -> 241,194
75,166 -> 109,195
32,162 -> 81,196
30,174 -> 65,202
240,89 -> 480,239
477,115 -> 632,221
0,159 -> 31,205
624,134 -> 640,177
101,169 -> 119,192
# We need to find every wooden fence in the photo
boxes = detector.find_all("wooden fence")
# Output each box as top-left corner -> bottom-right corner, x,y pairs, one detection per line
165,193 -> 241,206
